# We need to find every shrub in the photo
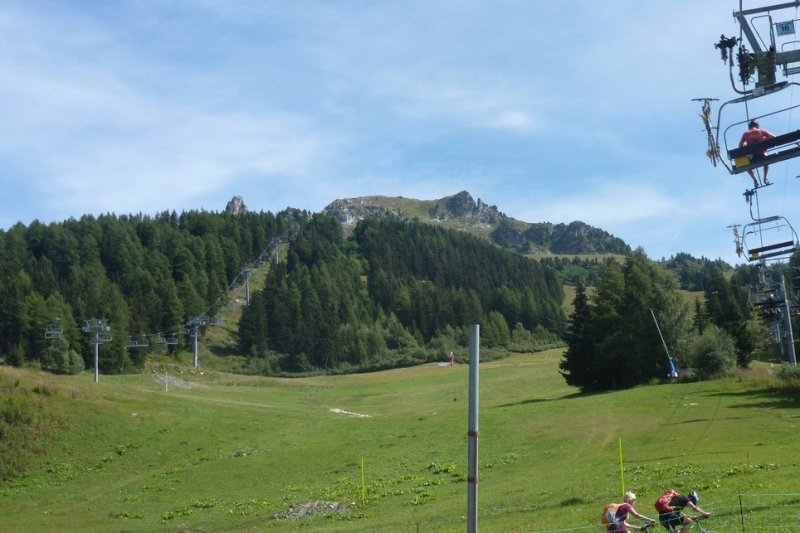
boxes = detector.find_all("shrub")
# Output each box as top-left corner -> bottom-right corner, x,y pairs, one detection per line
7,345 -> 23,367
688,325 -> 737,380
777,363 -> 800,385
32,381 -> 56,396
41,339 -> 84,375
66,349 -> 85,375
0,395 -> 34,426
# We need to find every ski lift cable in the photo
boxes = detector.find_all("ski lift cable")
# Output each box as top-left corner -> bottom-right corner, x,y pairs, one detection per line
755,191 -> 766,250
782,7 -> 798,215
782,1 -> 797,199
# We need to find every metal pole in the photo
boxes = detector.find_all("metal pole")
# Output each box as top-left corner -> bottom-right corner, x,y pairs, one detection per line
243,268 -> 251,306
467,324 -> 480,533
193,328 -> 199,368
94,333 -> 99,383
649,308 -> 671,361
781,272 -> 797,364
739,493 -> 746,533
83,319 -> 110,383
185,315 -> 207,369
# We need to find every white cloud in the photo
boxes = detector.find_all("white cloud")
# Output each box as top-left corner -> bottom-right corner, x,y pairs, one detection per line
0,0 -> 798,268
0,2 -> 342,223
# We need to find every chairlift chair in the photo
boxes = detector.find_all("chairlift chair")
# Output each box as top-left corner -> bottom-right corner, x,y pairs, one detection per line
708,1 -> 800,174
741,215 -> 799,261
751,287 -> 785,322
45,322 -> 63,340
125,335 -> 150,348
715,81 -> 800,175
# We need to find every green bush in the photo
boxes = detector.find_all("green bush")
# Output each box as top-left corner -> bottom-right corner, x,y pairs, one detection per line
0,395 -> 34,426
7,345 -> 23,367
689,325 -> 738,380
777,363 -> 800,385
41,339 -> 84,375
67,349 -> 85,375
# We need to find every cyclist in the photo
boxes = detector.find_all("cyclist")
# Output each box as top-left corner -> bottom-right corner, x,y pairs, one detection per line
656,490 -> 710,532
609,491 -> 656,532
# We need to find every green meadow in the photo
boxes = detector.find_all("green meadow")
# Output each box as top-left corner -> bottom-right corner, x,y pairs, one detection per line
1,350 -> 799,532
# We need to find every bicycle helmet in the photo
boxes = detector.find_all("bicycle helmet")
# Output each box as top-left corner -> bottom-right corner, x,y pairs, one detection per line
688,490 -> 699,505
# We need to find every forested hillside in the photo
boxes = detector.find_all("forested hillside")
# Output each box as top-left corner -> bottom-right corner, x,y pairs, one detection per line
0,194 -> 749,381
0,209 -> 306,373
659,252 -> 733,291
238,216 -> 566,373
323,192 -> 739,290
0,207 -> 567,376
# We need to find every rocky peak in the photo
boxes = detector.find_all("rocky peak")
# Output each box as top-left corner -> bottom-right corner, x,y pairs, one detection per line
324,198 -> 402,228
321,191 -> 629,255
429,191 -> 493,220
442,191 -> 477,217
225,196 -> 247,215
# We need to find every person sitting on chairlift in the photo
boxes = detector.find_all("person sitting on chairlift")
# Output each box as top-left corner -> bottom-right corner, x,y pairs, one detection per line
739,120 -> 776,188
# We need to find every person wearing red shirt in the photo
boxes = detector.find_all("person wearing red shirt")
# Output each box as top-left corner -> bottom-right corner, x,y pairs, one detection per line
739,119 -> 776,187
657,490 -> 710,533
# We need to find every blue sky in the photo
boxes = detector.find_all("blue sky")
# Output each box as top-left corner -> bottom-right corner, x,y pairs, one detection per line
2,0 -> 800,266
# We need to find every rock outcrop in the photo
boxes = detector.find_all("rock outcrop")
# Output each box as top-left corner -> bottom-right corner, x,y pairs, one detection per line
225,196 -> 247,215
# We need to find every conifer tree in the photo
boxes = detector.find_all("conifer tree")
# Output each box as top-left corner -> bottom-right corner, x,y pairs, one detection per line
560,252 -> 691,391
560,281 -> 598,390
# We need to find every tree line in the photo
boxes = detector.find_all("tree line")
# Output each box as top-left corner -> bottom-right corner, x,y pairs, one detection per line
2,204 -> 772,386
238,216 -> 567,373
0,209 -> 302,373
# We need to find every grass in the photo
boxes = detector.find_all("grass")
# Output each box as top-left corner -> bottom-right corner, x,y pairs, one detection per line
1,352 -> 799,532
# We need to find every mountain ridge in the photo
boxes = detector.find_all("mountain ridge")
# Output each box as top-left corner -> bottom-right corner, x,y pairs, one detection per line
323,190 -> 631,256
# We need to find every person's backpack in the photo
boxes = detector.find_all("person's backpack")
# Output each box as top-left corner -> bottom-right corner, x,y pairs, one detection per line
655,489 -> 678,513
601,503 -> 620,526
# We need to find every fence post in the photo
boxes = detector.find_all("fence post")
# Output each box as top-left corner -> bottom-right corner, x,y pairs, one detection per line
739,493 -> 746,532
467,324 -> 480,533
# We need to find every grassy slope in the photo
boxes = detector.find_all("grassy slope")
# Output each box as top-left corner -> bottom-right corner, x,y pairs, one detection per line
1,352 -> 799,532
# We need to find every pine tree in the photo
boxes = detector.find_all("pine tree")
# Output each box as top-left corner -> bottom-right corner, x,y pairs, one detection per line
560,281 -> 597,389
693,297 -> 709,334
560,252 -> 691,391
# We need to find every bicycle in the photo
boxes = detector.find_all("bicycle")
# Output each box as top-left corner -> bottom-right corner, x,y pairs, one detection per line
639,520 -> 660,532
692,97 -> 720,167
640,515 -> 715,533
